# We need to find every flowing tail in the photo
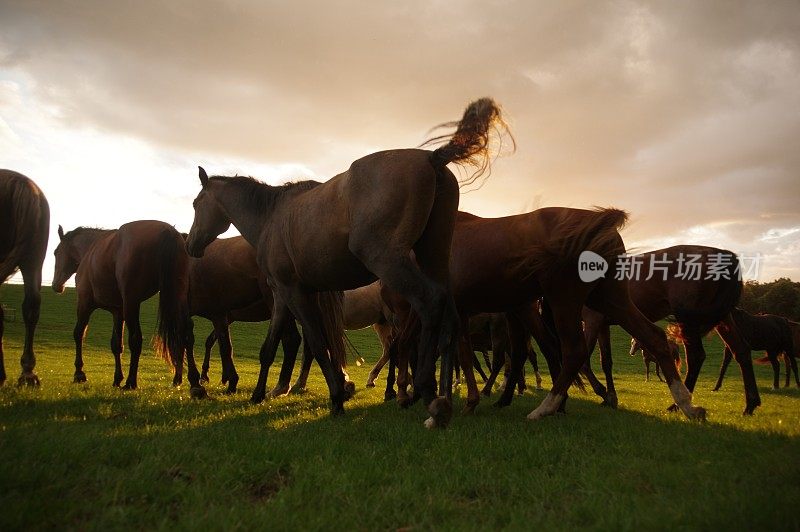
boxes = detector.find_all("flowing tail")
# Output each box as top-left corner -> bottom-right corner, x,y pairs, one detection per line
153,229 -> 191,371
515,207 -> 629,281
671,252 -> 742,340
317,290 -> 348,377
425,97 -> 514,186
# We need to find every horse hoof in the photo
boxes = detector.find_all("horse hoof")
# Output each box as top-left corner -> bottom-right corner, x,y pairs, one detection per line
268,385 -> 290,399
122,383 -> 137,391
199,375 -> 210,384
397,395 -> 413,409
172,376 -> 182,387
712,387 -> 720,392
772,386 -> 779,391
666,403 -> 679,413
602,392 -> 618,409
330,402 -> 345,417
224,386 -> 237,395
426,397 -> 453,429
73,371 -> 87,384
190,385 -> 208,399
17,372 -> 40,387
365,380 -> 376,388
250,389 -> 266,404
688,406 -> 706,421
461,401 -> 478,415
493,397 -> 511,409
344,381 -> 356,400
383,390 -> 397,402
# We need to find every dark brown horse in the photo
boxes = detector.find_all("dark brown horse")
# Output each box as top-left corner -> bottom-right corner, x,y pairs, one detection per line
52,221 -> 205,396
391,209 -> 706,421
581,245 -> 760,414
186,98 -> 509,426
713,308 -> 796,390
185,235 -> 302,394
0,169 -> 50,386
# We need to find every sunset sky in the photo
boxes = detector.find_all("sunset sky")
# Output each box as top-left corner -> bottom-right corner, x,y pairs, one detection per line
1,0 -> 798,284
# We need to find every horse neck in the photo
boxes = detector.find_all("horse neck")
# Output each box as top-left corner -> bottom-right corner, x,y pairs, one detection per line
211,180 -> 277,247
71,230 -> 112,261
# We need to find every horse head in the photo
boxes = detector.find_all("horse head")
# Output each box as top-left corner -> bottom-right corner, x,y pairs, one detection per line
186,167 -> 231,258
52,225 -> 80,293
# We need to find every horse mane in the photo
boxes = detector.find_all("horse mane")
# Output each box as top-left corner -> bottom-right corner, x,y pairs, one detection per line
210,175 -> 323,214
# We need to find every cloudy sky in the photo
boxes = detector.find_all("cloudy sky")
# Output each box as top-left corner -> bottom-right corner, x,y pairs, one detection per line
1,0 -> 798,284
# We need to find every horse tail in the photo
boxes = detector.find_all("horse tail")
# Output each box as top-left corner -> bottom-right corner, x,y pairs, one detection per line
0,172 -> 49,281
153,229 -> 190,370
317,290 -> 348,375
672,252 -> 741,340
425,98 -> 514,187
515,208 -> 629,281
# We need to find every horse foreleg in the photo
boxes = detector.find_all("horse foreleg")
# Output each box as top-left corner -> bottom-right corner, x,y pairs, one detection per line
680,335 -> 707,401
768,350 -> 781,390
528,300 -> 586,421
527,344 -> 543,390
18,267 -> 42,386
72,302 -> 92,384
110,310 -> 124,386
495,312 -> 529,408
201,329 -> 217,383
272,319 -> 301,397
458,319 -> 480,414
214,321 -> 238,394
713,347 -> 734,391
251,302 -> 291,404
122,302 -> 143,390
596,324 -> 617,407
290,338 -> 313,393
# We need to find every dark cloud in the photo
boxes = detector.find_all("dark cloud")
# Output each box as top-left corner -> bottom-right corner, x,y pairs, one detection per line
1,0 -> 799,278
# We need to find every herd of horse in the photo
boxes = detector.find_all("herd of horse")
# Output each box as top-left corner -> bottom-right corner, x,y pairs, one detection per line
1,98 -> 797,429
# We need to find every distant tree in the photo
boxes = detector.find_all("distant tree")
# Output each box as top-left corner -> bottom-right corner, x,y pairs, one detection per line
738,278 -> 800,321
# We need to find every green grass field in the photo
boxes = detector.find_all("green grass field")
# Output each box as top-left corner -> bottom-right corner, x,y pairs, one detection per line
1,283 -> 798,530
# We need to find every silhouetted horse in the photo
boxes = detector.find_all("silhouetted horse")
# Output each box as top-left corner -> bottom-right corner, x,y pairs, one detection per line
52,221 -> 205,396
290,282 -> 395,393
629,334 -> 682,382
0,170 -> 50,386
713,308 -> 796,390
581,245 -> 759,415
474,312 -> 543,396
186,98 -> 509,426
391,209 -> 706,421
185,235 -> 301,394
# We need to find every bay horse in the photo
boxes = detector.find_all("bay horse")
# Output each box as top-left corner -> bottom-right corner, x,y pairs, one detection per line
184,235 -> 302,394
52,221 -> 205,397
186,98 -> 509,426
581,245 -> 760,415
712,309 -> 796,390
0,169 -> 50,386
391,209 -> 706,421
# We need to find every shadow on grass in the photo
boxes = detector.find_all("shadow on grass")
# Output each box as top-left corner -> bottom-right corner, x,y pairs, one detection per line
1,380 -> 798,531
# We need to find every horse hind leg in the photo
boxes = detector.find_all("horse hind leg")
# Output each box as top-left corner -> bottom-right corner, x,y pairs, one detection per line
271,319 -> 301,397
201,329 -> 217,383
715,315 -> 760,414
17,265 -> 43,386
110,310 -> 124,386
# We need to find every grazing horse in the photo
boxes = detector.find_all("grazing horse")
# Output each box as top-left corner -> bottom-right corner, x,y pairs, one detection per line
392,209 -> 706,421
0,170 -> 50,386
629,334 -> 682,382
186,98 -> 509,426
713,309 -> 796,390
52,221 -> 205,396
185,235 -> 302,394
581,245 -> 760,415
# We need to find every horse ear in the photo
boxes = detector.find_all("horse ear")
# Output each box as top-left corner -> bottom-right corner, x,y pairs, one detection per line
198,166 -> 209,188
58,225 -> 64,240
